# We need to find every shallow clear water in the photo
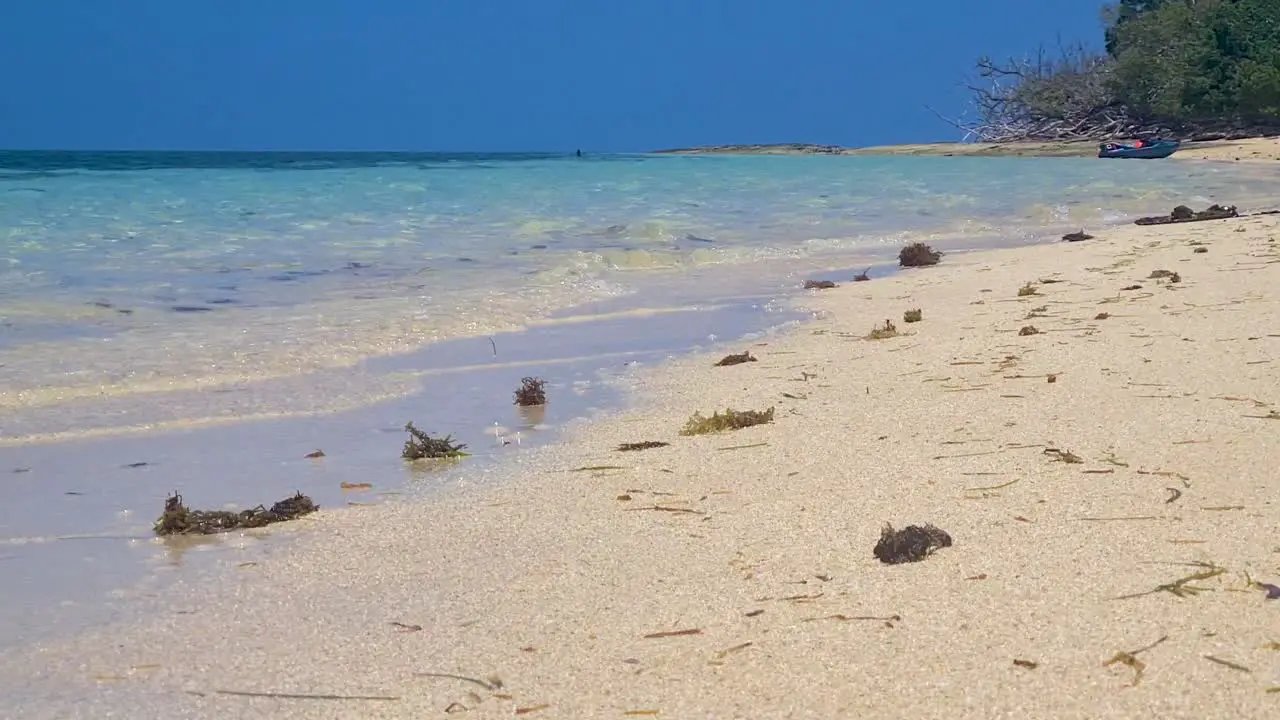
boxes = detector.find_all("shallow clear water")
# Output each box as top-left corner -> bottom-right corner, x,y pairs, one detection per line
2,150 -> 1276,442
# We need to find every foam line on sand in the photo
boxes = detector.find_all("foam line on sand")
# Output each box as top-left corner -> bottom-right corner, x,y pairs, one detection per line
5,211 -> 1280,718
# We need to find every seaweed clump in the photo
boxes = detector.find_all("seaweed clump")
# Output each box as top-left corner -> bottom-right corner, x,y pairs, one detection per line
1134,204 -> 1237,226
866,319 -> 899,340
903,309 -> 923,323
804,279 -> 837,290
616,441 -> 671,452
513,377 -> 547,406
716,351 -> 757,367
899,243 -> 942,267
680,407 -> 775,436
1062,230 -> 1094,242
402,422 -> 469,460
1017,282 -> 1039,297
153,492 -> 318,536
873,523 -> 953,564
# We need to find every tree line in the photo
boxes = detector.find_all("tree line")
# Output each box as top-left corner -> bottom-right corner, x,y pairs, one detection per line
947,0 -> 1280,142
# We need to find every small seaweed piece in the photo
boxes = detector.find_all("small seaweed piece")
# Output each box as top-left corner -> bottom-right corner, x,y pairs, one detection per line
899,242 -> 942,267
1017,283 -> 1039,297
866,319 -> 899,340
1019,325 -> 1041,336
1114,561 -> 1227,600
804,279 -> 837,290
903,308 -> 923,323
1193,247 -> 1208,254
715,351 -> 757,367
616,441 -> 670,452
1095,312 -> 1110,320
679,407 -> 775,436
304,449 -> 325,459
513,377 -> 547,406
853,267 -> 871,282
1063,230 -> 1094,242
1044,448 -> 1084,464
153,492 -> 318,536
873,523 -> 952,564
401,422 -> 469,460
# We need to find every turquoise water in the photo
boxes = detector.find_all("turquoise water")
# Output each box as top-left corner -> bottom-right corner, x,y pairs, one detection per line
2,150 -> 1275,441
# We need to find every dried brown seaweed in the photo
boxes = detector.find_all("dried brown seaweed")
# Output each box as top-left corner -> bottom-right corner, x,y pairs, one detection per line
715,351 -> 757,366
903,309 -> 923,323
1017,283 -> 1039,297
899,242 -> 942,267
873,523 -> 952,564
804,279 -> 837,290
153,492 -> 318,536
866,319 -> 899,340
402,422 -> 469,460
513,377 -> 547,406
616,441 -> 670,452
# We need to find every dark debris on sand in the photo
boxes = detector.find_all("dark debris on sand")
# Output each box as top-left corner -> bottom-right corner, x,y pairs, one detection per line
402,422 -> 469,460
1062,230 -> 1095,242
1135,204 -> 1238,226
715,351 -> 757,367
804,279 -> 838,290
874,523 -> 953,564
154,492 -> 318,536
616,441 -> 671,452
899,242 -> 943,267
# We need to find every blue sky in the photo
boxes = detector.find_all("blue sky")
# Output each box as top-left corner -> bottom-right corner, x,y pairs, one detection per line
0,1 -> 1108,152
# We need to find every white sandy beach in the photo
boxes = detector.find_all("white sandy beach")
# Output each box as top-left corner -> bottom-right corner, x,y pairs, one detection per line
5,201 -> 1280,718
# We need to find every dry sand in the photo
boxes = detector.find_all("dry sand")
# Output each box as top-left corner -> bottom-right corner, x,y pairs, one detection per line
6,211 -> 1280,719
845,136 -> 1280,162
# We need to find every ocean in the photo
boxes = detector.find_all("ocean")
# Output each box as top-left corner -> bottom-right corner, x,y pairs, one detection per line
1,149 -> 1276,647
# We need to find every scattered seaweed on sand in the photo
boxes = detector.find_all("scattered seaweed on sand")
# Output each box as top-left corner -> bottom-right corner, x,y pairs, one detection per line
401,422 -> 469,460
513,377 -> 547,407
1017,282 -> 1039,297
903,309 -> 923,323
616,441 -> 670,452
899,242 -> 942,267
1114,560 -> 1227,600
680,407 -> 775,436
1044,447 -> 1084,464
1148,269 -> 1181,283
1063,230 -> 1094,242
873,523 -> 952,564
866,319 -> 899,340
1104,635 -> 1169,686
715,351 -> 757,367
804,279 -> 837,290
853,267 -> 871,282
1019,325 -> 1041,336
1135,204 -> 1238,226
153,492 -> 318,536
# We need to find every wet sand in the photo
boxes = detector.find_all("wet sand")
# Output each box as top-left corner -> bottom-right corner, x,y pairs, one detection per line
3,205 -> 1279,718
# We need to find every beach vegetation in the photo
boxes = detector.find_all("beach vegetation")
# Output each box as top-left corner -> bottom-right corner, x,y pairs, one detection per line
401,422 -> 469,460
153,492 -> 318,536
903,308 -> 923,323
950,0 -> 1280,141
679,407 -> 775,436
513,376 -> 547,406
898,242 -> 942,267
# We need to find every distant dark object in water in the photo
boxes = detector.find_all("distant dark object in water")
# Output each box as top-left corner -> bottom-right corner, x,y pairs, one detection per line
576,149 -> 583,158
343,261 -> 371,270
153,492 -> 318,536
514,376 -> 548,406
457,257 -> 476,262
1098,138 -> 1181,159
122,462 -> 150,469
170,305 -> 213,313
899,242 -> 942,267
715,351 -> 757,367
304,449 -> 326,459
1062,230 -> 1094,242
89,300 -> 114,309
804,279 -> 837,290
853,267 -> 871,282
1135,204 -> 1238,226
206,298 -> 236,305
685,234 -> 714,244
530,244 -> 548,250
873,523 -> 952,564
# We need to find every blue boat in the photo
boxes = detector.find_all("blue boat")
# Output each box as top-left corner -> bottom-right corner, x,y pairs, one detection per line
1098,139 -> 1181,159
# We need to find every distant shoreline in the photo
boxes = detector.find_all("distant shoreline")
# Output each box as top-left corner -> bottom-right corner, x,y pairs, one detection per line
651,137 -> 1280,161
